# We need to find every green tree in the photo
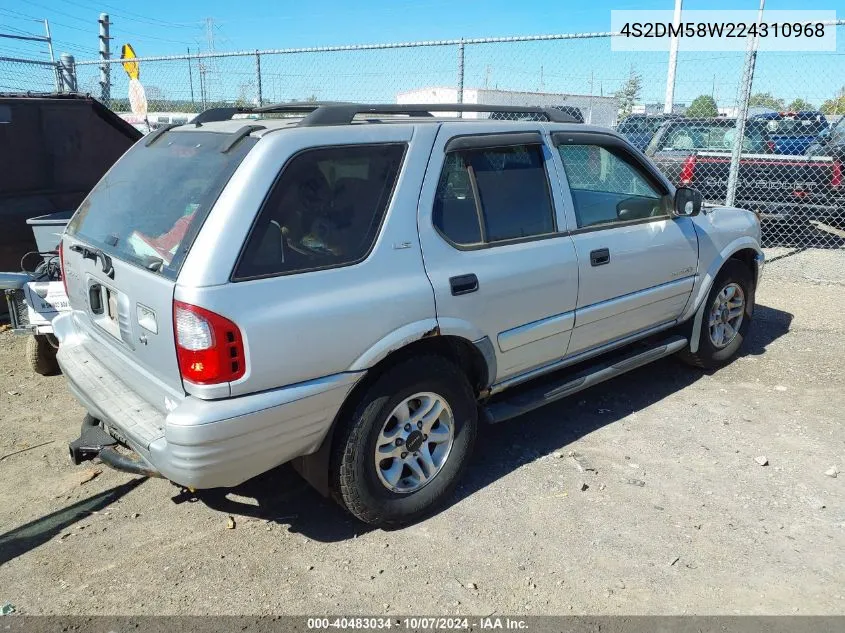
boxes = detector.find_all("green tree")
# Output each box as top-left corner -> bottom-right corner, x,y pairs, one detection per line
787,98 -> 815,112
820,89 -> 845,115
748,92 -> 785,110
615,68 -> 642,117
686,94 -> 719,118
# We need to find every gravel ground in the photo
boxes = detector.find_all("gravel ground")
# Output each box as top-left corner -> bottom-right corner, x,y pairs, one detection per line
0,248 -> 843,616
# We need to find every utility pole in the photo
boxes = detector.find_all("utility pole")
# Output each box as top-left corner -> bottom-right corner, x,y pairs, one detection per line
663,0 -> 683,114
98,13 -> 111,105
204,17 -> 216,104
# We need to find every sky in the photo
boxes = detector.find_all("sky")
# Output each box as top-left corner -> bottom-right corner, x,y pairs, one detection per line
1,0 -> 842,111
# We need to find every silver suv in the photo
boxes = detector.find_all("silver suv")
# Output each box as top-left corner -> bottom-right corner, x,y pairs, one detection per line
55,103 -> 764,526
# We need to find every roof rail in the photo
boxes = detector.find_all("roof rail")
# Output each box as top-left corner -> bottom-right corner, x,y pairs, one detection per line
192,106 -> 256,124
192,101 -> 581,126
296,103 -> 579,126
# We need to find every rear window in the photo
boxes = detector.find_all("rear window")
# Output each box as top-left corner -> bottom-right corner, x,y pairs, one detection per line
652,122 -> 765,153
234,143 -> 405,279
65,130 -> 256,279
618,117 -> 649,134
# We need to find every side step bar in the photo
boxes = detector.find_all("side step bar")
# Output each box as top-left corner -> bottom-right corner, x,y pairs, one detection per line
482,335 -> 688,424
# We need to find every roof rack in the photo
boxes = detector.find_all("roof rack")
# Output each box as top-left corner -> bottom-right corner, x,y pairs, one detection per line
191,102 -> 580,126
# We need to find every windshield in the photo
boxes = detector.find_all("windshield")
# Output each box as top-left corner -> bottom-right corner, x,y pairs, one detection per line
652,122 -> 765,153
66,130 -> 256,279
762,116 -> 827,136
619,117 -> 666,135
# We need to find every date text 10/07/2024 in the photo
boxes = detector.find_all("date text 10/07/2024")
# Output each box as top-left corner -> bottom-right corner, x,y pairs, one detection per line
306,617 -> 529,630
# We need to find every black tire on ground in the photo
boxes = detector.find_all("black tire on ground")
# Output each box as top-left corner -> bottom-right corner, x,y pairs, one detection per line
679,259 -> 754,370
27,334 -> 59,376
331,355 -> 478,527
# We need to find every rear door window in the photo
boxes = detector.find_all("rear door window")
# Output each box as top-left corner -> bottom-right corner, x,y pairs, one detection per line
433,144 -> 555,246
66,130 -> 256,279
234,143 -> 405,279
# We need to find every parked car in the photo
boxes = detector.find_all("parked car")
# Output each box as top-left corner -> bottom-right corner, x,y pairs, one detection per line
617,113 -> 683,151
646,117 -> 843,224
805,115 -> 845,158
751,111 -> 829,155
56,102 -> 763,527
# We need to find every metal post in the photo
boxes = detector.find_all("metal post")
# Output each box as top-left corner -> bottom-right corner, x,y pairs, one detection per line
98,14 -> 111,105
725,0 -> 765,207
457,39 -> 465,118
187,47 -> 195,107
43,19 -> 59,92
60,53 -> 77,92
199,61 -> 207,109
663,0 -> 682,114
255,50 -> 263,106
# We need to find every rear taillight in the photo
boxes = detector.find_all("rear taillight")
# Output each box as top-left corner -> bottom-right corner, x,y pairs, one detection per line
832,160 -> 842,189
59,240 -> 68,296
679,155 -> 696,186
174,301 -> 245,385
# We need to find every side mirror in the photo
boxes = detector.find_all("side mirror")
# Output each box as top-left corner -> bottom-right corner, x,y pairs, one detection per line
673,187 -> 702,217
817,129 -> 831,145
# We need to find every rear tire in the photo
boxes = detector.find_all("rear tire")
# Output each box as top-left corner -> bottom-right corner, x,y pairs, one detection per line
27,334 -> 59,376
679,259 -> 754,369
331,355 -> 477,527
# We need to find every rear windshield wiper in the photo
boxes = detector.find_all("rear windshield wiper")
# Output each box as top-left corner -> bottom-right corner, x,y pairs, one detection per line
140,255 -> 165,272
69,244 -> 114,278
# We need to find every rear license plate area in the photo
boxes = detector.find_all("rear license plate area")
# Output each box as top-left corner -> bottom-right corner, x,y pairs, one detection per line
88,282 -> 125,342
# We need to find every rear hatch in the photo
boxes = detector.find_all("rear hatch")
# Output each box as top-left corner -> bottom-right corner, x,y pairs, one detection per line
62,129 -> 256,408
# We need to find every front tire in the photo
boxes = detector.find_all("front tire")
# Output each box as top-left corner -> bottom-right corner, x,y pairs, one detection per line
331,355 -> 477,527
679,259 -> 754,369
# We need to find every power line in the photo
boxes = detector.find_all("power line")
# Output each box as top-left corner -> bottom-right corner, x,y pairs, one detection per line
0,8 -> 42,22
54,0 -> 198,30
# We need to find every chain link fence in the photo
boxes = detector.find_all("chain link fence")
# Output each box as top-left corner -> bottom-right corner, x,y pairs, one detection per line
4,23 -> 845,252
0,57 -> 59,93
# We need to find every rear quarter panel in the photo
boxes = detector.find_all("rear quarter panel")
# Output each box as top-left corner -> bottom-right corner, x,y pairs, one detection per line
177,125 -> 441,397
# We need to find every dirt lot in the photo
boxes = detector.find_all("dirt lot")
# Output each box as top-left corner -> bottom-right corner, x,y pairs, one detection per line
1,248 -> 843,616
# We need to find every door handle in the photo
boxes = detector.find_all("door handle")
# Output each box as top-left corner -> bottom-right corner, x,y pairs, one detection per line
449,273 -> 479,296
590,248 -> 610,267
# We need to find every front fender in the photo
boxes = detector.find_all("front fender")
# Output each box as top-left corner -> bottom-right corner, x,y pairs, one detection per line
685,236 -> 763,353
686,235 -> 763,319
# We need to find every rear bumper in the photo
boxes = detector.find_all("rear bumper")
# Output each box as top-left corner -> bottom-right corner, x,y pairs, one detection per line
54,313 -> 362,489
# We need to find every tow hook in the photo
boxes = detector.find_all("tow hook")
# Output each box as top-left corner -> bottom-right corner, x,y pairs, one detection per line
68,415 -> 116,465
68,415 -> 163,478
